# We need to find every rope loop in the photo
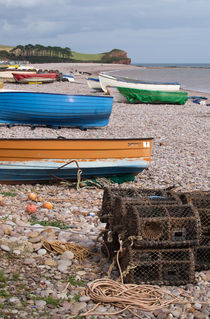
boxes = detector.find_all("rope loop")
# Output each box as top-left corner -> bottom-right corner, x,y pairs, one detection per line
50,160 -> 82,188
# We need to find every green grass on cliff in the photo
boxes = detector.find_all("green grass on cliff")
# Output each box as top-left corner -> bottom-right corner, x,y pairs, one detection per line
0,45 -> 126,63
71,51 -> 105,61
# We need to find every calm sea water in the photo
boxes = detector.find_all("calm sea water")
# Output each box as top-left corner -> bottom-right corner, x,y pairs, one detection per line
109,63 -> 210,93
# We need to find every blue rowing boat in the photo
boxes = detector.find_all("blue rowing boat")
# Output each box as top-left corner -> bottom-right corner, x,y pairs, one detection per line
0,91 -> 113,129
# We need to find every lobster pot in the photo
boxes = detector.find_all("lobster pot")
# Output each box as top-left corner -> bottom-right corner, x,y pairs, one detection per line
102,228 -> 120,259
99,187 -> 182,224
118,204 -> 201,248
100,187 -> 139,223
198,208 -> 210,242
120,246 -> 195,285
194,238 -> 210,271
179,191 -> 210,208
176,191 -> 209,242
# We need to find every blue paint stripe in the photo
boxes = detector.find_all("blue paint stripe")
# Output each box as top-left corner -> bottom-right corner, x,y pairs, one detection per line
0,165 -> 148,182
88,77 -> 100,82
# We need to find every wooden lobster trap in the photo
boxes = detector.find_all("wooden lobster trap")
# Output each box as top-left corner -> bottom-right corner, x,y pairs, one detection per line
111,201 -> 201,248
194,238 -> 210,271
99,187 -> 182,224
120,246 -> 195,285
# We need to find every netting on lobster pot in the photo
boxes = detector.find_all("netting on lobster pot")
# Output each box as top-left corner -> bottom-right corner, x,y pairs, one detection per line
120,246 -> 195,285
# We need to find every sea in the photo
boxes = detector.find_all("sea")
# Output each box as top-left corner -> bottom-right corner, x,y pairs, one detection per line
109,63 -> 210,93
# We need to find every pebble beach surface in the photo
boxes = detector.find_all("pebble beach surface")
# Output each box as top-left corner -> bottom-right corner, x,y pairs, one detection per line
0,63 -> 209,318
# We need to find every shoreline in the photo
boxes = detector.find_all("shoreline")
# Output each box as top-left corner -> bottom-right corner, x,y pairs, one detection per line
2,62 -> 210,98
0,62 -> 209,319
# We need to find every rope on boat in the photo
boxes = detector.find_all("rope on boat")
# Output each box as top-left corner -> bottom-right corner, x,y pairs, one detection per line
50,160 -> 82,190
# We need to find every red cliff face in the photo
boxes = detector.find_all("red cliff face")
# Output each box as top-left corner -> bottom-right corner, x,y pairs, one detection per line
106,50 -> 131,64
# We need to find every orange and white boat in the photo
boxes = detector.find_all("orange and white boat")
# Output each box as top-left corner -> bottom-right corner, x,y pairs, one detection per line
0,138 -> 152,184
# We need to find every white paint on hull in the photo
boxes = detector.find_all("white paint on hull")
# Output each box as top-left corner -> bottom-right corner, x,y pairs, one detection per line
99,73 -> 181,93
87,79 -> 102,90
0,158 -> 149,169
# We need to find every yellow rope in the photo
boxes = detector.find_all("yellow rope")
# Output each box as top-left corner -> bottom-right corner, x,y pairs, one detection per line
42,240 -> 91,263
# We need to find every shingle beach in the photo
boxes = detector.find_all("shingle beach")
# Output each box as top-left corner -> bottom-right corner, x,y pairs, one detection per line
0,63 -> 209,319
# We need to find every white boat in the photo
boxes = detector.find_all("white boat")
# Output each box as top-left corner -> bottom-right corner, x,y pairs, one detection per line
106,86 -> 128,103
87,77 -> 102,91
62,74 -> 75,82
99,73 -> 181,93
17,65 -> 37,71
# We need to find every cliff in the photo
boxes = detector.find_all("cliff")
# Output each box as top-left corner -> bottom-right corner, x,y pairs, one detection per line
101,49 -> 131,64
0,44 -> 131,64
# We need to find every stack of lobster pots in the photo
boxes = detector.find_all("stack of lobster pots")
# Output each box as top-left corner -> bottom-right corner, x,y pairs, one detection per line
99,187 -> 209,286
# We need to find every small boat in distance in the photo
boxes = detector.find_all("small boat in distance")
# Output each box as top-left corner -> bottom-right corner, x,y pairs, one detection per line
107,86 -> 188,105
62,74 -> 75,82
12,72 -> 59,83
0,138 -> 153,184
99,73 -> 181,94
0,91 -> 113,129
0,70 -> 37,83
87,77 -> 102,91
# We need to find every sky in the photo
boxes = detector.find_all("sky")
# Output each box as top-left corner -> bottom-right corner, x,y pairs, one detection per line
0,0 -> 210,63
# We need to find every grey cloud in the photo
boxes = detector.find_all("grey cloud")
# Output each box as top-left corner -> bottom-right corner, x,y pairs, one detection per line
0,0 -> 209,62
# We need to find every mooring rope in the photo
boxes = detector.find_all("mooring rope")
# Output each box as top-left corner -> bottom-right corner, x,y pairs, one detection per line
50,160 -> 82,190
75,236 -> 180,318
79,279 -> 179,318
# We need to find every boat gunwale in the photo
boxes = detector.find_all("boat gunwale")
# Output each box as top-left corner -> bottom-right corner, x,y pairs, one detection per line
99,73 -> 180,85
87,77 -> 100,82
0,137 -> 153,141
0,91 -> 113,99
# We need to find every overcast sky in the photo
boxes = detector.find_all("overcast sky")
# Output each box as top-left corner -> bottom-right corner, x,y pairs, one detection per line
1,0 -> 210,63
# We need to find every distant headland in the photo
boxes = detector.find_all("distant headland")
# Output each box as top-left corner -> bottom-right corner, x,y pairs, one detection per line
0,44 -> 131,64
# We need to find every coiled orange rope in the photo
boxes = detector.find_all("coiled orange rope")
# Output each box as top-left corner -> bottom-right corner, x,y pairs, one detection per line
80,278 -> 179,318
78,240 -> 180,318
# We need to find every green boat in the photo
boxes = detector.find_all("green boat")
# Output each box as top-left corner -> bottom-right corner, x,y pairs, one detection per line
116,87 -> 188,105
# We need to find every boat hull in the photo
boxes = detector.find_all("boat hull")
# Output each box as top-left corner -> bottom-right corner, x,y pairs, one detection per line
62,74 -> 74,82
0,160 -> 149,183
0,138 -> 152,184
12,73 -> 58,83
0,92 -> 113,128
0,71 -> 37,83
87,77 -> 102,90
107,86 -> 128,103
108,86 -> 188,104
99,73 -> 181,93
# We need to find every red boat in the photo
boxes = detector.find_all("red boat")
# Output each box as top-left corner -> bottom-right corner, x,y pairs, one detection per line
12,72 -> 59,83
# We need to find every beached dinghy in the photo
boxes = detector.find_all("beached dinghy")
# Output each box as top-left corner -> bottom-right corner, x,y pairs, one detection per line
0,91 -> 113,129
99,73 -> 181,94
87,77 -> 102,91
12,72 -> 59,83
0,138 -> 152,184
0,70 -> 37,83
107,86 -> 188,104
62,74 -> 74,82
